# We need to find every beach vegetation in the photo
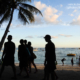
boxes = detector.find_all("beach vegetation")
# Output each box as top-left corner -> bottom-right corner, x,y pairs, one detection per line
0,0 -> 42,51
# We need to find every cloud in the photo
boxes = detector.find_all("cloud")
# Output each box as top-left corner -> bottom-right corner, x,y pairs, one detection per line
60,4 -> 63,7
65,35 -> 72,37
37,35 -> 58,39
34,15 -> 43,24
26,36 -> 33,38
70,15 -> 80,25
51,36 -> 58,38
10,23 -> 12,26
69,14 -> 74,16
73,10 -> 77,13
34,1 -> 46,10
34,1 -> 62,25
59,34 -> 72,37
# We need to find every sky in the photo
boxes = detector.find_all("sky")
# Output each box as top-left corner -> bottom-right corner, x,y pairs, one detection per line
0,0 -> 80,48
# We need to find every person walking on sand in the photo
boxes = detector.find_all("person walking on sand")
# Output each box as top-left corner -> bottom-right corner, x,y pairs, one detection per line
71,58 -> 74,66
61,58 -> 66,66
27,41 -> 38,73
18,39 -> 29,78
0,35 -> 17,79
43,35 -> 58,80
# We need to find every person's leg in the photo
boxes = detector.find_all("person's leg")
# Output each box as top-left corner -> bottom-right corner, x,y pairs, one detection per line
51,71 -> 55,80
28,61 -> 31,73
0,64 -> 5,77
32,60 -> 38,73
11,65 -> 17,78
54,71 -> 58,80
24,67 -> 29,78
43,66 -> 47,80
19,67 -> 23,75
46,72 -> 49,80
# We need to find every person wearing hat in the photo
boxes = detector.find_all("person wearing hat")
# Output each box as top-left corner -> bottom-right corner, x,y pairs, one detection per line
0,35 -> 17,79
43,34 -> 58,80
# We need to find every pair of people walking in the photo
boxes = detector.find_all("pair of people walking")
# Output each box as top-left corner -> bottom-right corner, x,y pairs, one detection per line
18,39 -> 37,77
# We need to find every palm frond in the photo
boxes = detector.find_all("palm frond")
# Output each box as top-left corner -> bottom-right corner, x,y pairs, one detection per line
17,0 -> 31,2
0,8 -> 11,24
20,7 -> 34,22
19,3 -> 42,16
0,2 -> 8,17
18,11 -> 29,24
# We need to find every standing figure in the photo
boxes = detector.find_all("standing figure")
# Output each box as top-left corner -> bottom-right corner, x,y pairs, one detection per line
71,58 -> 74,66
61,58 -> 66,66
0,35 -> 16,79
18,39 -> 29,78
43,35 -> 58,80
28,41 -> 38,73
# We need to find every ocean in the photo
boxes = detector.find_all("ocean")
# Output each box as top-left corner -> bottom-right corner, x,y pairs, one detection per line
0,48 -> 80,65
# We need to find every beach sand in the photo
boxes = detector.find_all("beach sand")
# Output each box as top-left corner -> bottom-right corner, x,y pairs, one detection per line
0,64 -> 80,80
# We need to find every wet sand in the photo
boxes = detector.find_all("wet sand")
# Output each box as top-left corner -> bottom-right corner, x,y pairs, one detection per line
0,64 -> 80,80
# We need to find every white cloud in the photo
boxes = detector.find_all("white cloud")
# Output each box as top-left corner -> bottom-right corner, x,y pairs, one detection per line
70,15 -> 80,25
34,1 -> 62,25
73,10 -> 77,13
10,23 -> 12,26
51,36 -> 58,38
34,1 -> 46,10
59,34 -> 72,37
44,6 -> 58,15
34,15 -> 43,24
69,14 -> 74,16
59,34 -> 65,36
65,35 -> 72,37
60,4 -> 63,7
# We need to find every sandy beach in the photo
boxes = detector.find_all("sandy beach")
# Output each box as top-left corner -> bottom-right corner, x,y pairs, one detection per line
0,64 -> 80,80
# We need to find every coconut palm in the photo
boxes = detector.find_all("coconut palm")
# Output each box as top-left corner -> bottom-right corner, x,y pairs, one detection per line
0,0 -> 42,51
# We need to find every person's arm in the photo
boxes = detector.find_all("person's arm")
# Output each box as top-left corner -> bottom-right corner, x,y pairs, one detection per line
44,45 -> 47,66
54,44 -> 56,61
13,43 -> 15,55
18,46 -> 20,61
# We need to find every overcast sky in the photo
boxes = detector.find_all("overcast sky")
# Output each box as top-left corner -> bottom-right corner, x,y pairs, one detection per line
0,0 -> 80,48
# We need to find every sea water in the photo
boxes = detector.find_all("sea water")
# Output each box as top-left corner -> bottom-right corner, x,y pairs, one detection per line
0,48 -> 80,65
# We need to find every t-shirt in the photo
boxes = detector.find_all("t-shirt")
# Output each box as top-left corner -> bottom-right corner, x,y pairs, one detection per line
45,41 -> 56,62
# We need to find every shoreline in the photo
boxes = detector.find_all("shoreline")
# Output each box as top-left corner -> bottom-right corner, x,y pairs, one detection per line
14,63 -> 80,71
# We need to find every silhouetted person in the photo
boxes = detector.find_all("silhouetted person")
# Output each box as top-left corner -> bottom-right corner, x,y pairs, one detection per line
61,58 -> 66,66
43,35 -> 58,80
28,41 -> 38,73
18,39 -> 29,78
0,35 -> 17,79
71,58 -> 74,66
24,40 -> 31,72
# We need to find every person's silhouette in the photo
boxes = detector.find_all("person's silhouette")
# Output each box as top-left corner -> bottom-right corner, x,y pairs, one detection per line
71,58 -> 74,66
0,35 -> 17,79
18,39 -> 29,78
61,58 -> 66,66
28,41 -> 38,73
43,35 -> 58,80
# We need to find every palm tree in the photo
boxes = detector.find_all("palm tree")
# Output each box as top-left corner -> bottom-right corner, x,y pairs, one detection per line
0,0 -> 42,51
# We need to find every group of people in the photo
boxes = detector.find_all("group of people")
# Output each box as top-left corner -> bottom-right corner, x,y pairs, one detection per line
0,34 -> 57,80
0,35 -> 38,79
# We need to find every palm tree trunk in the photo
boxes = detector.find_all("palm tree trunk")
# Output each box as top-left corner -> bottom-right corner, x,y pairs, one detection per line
0,8 -> 14,51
